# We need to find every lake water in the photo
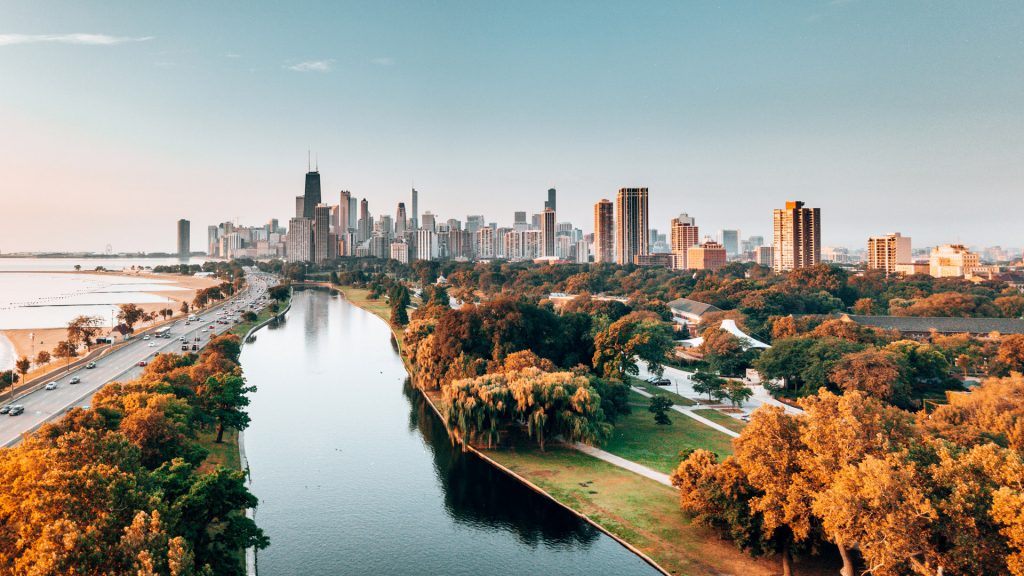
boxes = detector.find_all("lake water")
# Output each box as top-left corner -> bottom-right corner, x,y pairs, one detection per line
241,289 -> 659,575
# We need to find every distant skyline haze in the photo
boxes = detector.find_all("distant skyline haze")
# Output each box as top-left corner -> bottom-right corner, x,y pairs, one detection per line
0,1 -> 1021,252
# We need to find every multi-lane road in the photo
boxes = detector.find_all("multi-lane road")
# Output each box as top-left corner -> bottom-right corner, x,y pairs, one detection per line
0,269 -> 277,447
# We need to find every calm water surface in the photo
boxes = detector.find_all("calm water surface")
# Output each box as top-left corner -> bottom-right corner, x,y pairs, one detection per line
242,290 -> 659,576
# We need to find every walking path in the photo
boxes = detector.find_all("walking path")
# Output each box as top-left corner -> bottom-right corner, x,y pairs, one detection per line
629,385 -> 741,439
638,361 -> 804,416
572,442 -> 674,487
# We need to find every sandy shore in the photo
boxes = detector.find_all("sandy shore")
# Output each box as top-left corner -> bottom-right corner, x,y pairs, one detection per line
0,271 -> 221,369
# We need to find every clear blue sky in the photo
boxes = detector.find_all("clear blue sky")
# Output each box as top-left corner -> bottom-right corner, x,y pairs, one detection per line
1,1 -> 1021,253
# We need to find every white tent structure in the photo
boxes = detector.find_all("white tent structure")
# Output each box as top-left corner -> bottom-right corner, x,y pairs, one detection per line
678,319 -> 771,350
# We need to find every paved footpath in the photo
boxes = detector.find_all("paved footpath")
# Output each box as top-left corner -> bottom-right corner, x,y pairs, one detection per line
629,385 -> 740,439
572,442 -> 674,487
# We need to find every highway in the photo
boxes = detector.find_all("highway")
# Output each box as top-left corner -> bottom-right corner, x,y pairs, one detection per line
0,269 -> 277,447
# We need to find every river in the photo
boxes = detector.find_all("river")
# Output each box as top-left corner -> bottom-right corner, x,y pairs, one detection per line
241,289 -> 660,575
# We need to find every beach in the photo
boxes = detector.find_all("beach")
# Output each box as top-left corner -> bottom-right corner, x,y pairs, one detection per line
0,270 -> 220,370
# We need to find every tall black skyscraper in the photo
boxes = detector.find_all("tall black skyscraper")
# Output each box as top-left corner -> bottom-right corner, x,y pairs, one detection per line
303,155 -> 321,219
544,188 -> 556,211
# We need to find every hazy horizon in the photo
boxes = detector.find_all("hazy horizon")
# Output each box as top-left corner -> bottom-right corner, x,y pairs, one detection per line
1,1 -> 1022,253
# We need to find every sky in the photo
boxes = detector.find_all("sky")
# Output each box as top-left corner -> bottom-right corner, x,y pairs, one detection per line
0,0 -> 1022,253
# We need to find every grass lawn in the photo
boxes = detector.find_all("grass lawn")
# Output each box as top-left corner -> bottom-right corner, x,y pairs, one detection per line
338,286 -> 393,322
691,409 -> 747,434
485,444 -> 834,576
197,428 -> 241,473
629,377 -> 697,406
229,294 -> 290,339
603,392 -> 735,474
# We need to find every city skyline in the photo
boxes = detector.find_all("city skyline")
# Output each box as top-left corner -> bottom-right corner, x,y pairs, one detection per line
2,1 -> 1023,252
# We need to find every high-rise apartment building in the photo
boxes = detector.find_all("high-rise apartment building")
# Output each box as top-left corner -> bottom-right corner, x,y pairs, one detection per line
755,246 -> 775,267
929,244 -> 980,278
177,219 -> 190,258
545,188 -> 557,211
867,232 -> 912,274
421,211 -> 436,232
339,191 -> 352,232
772,201 -> 820,272
358,199 -> 371,241
615,188 -> 649,265
416,229 -> 438,261
295,196 -> 305,218
207,225 -> 219,257
541,208 -> 556,257
287,217 -> 313,262
303,169 -> 321,219
594,199 -> 614,263
719,229 -> 740,256
687,240 -> 728,271
670,213 -> 699,269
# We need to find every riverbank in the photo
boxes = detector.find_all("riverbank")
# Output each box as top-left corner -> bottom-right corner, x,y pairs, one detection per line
336,284 -> 833,576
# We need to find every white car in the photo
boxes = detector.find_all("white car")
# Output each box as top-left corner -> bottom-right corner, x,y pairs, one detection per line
45,382 -> 57,391
148,342 -> 157,347
142,335 -> 151,341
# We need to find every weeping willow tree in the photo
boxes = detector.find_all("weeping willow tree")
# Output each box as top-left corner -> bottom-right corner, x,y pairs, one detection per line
443,367 -> 611,450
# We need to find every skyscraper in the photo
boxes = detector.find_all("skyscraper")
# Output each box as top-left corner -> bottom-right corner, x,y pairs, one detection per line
541,208 -> 556,258
339,190 -> 352,232
544,188 -> 556,211
719,229 -> 740,256
670,213 -> 700,269
358,199 -> 371,241
421,211 -> 436,232
593,199 -> 614,263
313,204 -> 333,264
772,201 -> 820,272
295,196 -> 305,218
177,219 -> 190,259
867,232 -> 912,275
615,188 -> 649,265
396,202 -> 408,237
411,188 -> 419,231
303,167 -> 321,219
287,217 -> 313,262
207,225 -> 219,257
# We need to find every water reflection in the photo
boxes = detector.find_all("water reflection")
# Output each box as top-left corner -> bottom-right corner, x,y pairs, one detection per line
242,291 -> 657,576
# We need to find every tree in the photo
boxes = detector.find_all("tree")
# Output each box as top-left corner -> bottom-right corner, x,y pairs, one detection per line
0,370 -> 18,399
66,314 -> 103,349
691,371 -> 726,402
180,301 -> 190,314
648,395 -> 673,425
34,350 -> 51,366
592,311 -> 674,379
828,348 -> 907,404
389,284 -> 411,327
700,327 -> 757,377
197,374 -> 255,443
996,295 -> 1024,318
724,380 -> 754,409
15,356 -> 31,384
995,334 -> 1024,376
118,304 -> 146,333
54,340 -> 78,370
241,311 -> 257,323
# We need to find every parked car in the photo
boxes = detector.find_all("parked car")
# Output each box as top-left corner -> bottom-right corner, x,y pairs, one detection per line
45,382 -> 57,390
0,405 -> 11,414
8,405 -> 24,416
69,376 -> 81,384
653,378 -> 671,386
85,362 -> 96,369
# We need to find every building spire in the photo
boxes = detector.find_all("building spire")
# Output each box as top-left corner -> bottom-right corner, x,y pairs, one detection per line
307,148 -> 311,172
315,152 -> 318,172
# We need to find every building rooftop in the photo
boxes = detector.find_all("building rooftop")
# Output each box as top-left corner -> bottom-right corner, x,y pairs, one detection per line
667,298 -> 722,319
840,314 -> 1024,335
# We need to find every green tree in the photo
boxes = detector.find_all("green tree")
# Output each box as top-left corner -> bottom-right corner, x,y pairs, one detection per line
725,380 -> 754,408
691,371 -> 726,402
592,311 -> 675,379
117,304 -> 146,333
198,374 -> 256,443
648,395 -> 673,425
0,370 -> 18,399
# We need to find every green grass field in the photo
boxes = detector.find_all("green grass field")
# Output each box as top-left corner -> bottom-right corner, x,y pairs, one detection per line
603,392 -> 735,474
691,408 -> 748,433
629,377 -> 698,406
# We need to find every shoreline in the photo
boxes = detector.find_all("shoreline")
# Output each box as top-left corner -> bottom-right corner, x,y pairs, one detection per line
0,271 -> 220,370
333,285 -> 674,576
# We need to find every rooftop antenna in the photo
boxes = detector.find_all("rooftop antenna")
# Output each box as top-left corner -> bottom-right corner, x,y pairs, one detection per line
315,152 -> 318,172
307,148 -> 311,172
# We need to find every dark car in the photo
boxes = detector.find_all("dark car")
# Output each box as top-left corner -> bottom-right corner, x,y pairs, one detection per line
653,378 -> 671,386
8,405 -> 25,416
191,344 -> 198,351
0,405 -> 11,414
181,344 -> 189,351
138,361 -> 147,367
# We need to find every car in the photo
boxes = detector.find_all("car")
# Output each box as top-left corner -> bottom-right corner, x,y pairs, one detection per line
9,405 -> 25,416
653,378 -> 671,386
138,361 -> 147,367
191,344 -> 198,351
148,342 -> 157,347
142,335 -> 151,340
181,344 -> 189,351
0,405 -> 11,414
85,362 -> 96,369
69,376 -> 81,384
45,382 -> 57,390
